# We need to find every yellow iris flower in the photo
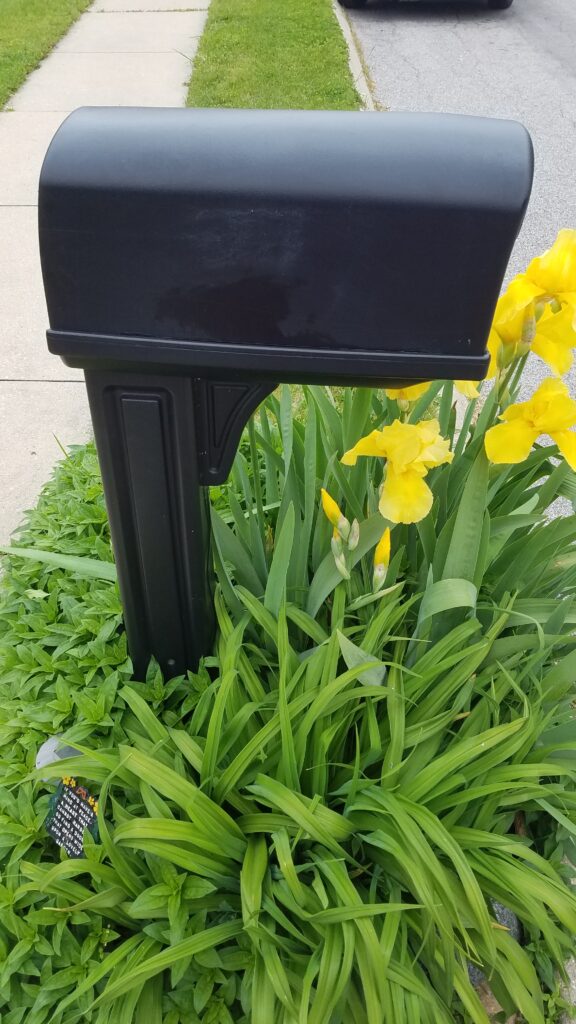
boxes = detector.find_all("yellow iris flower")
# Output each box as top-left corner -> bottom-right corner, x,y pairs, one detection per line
321,488 -> 342,528
487,232 -> 576,378
486,275 -> 541,377
531,304 -> 576,377
485,378 -> 576,469
342,419 -> 452,524
454,380 -> 481,399
373,526 -> 391,591
525,228 -> 576,325
385,381 -> 480,404
374,527 -> 391,571
385,382 -> 430,404
320,488 -> 349,539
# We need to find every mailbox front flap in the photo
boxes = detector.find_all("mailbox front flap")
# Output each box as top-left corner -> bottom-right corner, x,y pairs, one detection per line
39,107 -> 533,383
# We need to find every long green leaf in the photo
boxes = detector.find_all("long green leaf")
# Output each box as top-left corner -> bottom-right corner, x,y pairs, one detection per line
265,503 -> 295,617
92,922 -> 243,1005
442,449 -> 489,583
0,545 -> 117,580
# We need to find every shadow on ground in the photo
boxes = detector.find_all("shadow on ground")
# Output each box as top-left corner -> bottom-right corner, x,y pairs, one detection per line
347,0 -> 512,21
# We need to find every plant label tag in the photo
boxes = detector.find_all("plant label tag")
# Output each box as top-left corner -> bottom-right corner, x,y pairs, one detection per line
45,778 -> 99,858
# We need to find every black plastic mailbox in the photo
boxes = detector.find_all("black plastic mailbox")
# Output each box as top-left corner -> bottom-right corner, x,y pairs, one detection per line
39,107 -> 533,678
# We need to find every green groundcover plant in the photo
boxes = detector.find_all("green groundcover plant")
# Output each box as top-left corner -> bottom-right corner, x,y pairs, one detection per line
1,233 -> 576,1022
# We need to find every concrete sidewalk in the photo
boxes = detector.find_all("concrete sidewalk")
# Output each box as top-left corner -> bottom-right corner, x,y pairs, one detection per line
0,0 -> 211,543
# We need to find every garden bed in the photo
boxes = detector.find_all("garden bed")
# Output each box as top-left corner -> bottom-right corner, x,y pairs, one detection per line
1,0 -> 576,1017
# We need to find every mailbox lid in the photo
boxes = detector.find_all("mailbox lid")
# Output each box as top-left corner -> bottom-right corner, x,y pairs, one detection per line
39,107 -> 533,380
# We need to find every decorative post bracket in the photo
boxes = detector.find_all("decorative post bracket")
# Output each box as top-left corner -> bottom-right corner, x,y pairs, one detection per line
39,107 -> 533,678
193,380 -> 276,485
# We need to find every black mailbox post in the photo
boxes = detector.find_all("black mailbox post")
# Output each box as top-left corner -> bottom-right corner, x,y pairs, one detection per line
39,107 -> 533,679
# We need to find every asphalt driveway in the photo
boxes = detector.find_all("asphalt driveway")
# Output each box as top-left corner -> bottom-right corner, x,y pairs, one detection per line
347,0 -> 576,395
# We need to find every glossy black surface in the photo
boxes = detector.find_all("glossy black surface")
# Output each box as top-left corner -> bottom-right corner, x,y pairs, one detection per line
39,107 -> 533,382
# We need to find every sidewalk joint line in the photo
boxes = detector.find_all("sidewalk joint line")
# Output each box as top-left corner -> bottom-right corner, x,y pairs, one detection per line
0,379 -> 86,384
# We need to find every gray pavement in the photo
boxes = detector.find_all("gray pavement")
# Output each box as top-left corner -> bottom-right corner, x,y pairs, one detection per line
347,0 -> 576,397
0,0 -> 210,543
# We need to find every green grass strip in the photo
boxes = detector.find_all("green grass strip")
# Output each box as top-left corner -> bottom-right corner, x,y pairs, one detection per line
0,0 -> 91,109
188,0 -> 361,111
